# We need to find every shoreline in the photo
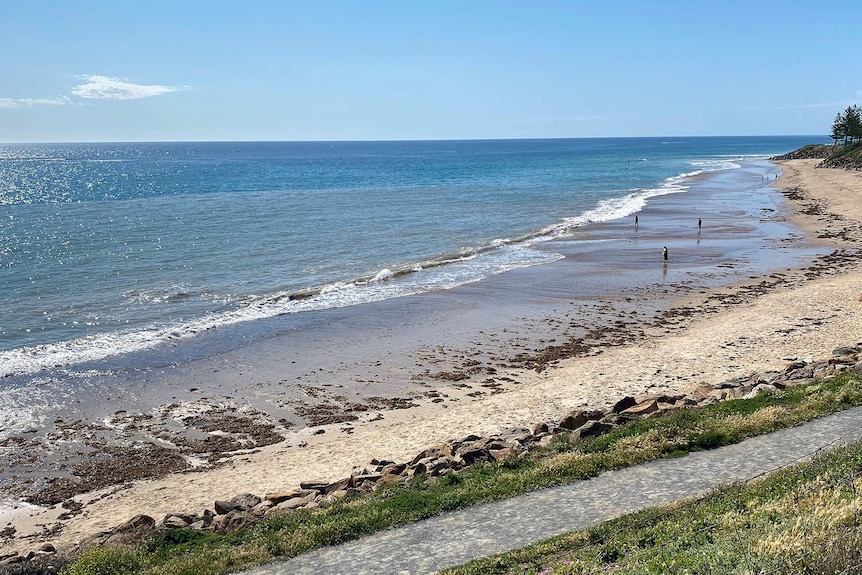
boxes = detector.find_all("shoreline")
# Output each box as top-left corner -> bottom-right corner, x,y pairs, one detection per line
4,158 -> 862,556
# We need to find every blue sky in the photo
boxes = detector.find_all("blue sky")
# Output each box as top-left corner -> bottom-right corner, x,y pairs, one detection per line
1,1 -> 859,142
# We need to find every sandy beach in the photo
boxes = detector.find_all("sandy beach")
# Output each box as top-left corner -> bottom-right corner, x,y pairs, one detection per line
3,158 -> 862,556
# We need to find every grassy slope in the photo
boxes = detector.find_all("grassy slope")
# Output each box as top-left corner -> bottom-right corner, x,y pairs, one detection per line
443,432 -> 862,575
56,373 -> 862,575
822,141 -> 862,168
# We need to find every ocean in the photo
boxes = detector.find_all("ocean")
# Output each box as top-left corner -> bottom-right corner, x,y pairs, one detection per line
0,136 -> 827,380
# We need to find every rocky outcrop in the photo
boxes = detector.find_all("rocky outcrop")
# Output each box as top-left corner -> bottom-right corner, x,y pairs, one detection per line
771,145 -> 833,161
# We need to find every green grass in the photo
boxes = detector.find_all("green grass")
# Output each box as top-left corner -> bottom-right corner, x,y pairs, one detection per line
62,372 -> 862,575
441,438 -> 862,575
823,141 -> 862,168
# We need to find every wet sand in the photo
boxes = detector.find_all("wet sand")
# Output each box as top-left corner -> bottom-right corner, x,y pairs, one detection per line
4,158 -> 862,555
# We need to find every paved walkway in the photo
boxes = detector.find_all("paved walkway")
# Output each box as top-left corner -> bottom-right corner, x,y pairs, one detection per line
247,407 -> 862,575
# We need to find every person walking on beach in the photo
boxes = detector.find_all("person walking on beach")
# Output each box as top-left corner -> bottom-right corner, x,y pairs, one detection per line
698,218 -> 702,232
663,246 -> 668,262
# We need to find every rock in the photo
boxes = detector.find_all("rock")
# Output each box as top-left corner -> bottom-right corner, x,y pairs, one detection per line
319,489 -> 348,508
829,354 -> 856,365
408,462 -> 427,478
162,516 -> 188,529
611,396 -> 637,413
621,399 -> 659,417
756,371 -> 782,385
410,444 -> 452,465
213,511 -> 256,534
426,459 -> 453,476
743,384 -> 779,400
276,497 -> 308,511
375,473 -> 403,488
489,446 -> 518,461
230,493 -> 262,511
833,346 -> 859,357
264,490 -> 306,504
786,365 -> 815,380
251,501 -> 275,516
322,478 -> 351,494
574,420 -> 613,439
214,500 -> 238,515
349,473 -> 383,488
189,520 -> 207,530
381,463 -> 407,476
450,434 -> 483,452
37,543 -> 56,554
532,422 -> 550,435
458,447 -> 492,465
558,410 -> 588,431
210,514 -> 229,532
693,384 -> 716,398
97,514 -> 156,548
299,480 -> 329,491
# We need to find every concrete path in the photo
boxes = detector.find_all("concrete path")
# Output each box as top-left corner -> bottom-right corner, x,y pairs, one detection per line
246,407 -> 862,575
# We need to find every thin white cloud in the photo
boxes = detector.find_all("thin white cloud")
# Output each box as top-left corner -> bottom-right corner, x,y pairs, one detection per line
71,75 -> 185,100
0,96 -> 71,109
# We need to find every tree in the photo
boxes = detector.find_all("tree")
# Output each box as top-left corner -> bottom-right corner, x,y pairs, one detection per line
845,105 -> 862,144
831,112 -> 846,145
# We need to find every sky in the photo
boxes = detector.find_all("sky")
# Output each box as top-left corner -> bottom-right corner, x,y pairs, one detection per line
1,1 -> 860,143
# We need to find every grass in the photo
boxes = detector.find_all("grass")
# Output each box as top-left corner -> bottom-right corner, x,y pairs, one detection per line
60,372 -> 862,575
824,141 -> 862,169
441,436 -> 862,575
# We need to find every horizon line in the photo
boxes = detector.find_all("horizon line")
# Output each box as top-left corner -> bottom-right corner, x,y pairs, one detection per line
0,134 -> 829,146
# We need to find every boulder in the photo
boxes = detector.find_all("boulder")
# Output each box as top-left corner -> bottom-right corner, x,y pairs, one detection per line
323,478 -> 351,494
89,514 -> 157,548
532,422 -> 551,435
832,346 -> 859,356
214,500 -> 237,515
349,473 -> 383,488
264,490 -> 306,504
381,463 -> 407,476
574,420 -> 613,439
161,514 -> 192,529
621,399 -> 659,417
458,447 -> 492,465
276,497 -> 308,511
231,493 -> 262,511
610,396 -> 637,414
693,384 -> 716,398
558,410 -> 588,431
489,446 -> 518,461
410,444 -> 452,465
251,501 -> 275,516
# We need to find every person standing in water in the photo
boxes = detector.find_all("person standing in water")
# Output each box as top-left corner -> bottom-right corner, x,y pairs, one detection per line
663,246 -> 668,262
635,215 -> 639,227
698,218 -> 702,232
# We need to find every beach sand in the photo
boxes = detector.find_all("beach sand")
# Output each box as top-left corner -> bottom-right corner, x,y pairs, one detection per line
4,158 -> 862,556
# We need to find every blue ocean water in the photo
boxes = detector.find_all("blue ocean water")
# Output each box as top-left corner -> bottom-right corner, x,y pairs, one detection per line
0,136 -> 826,377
